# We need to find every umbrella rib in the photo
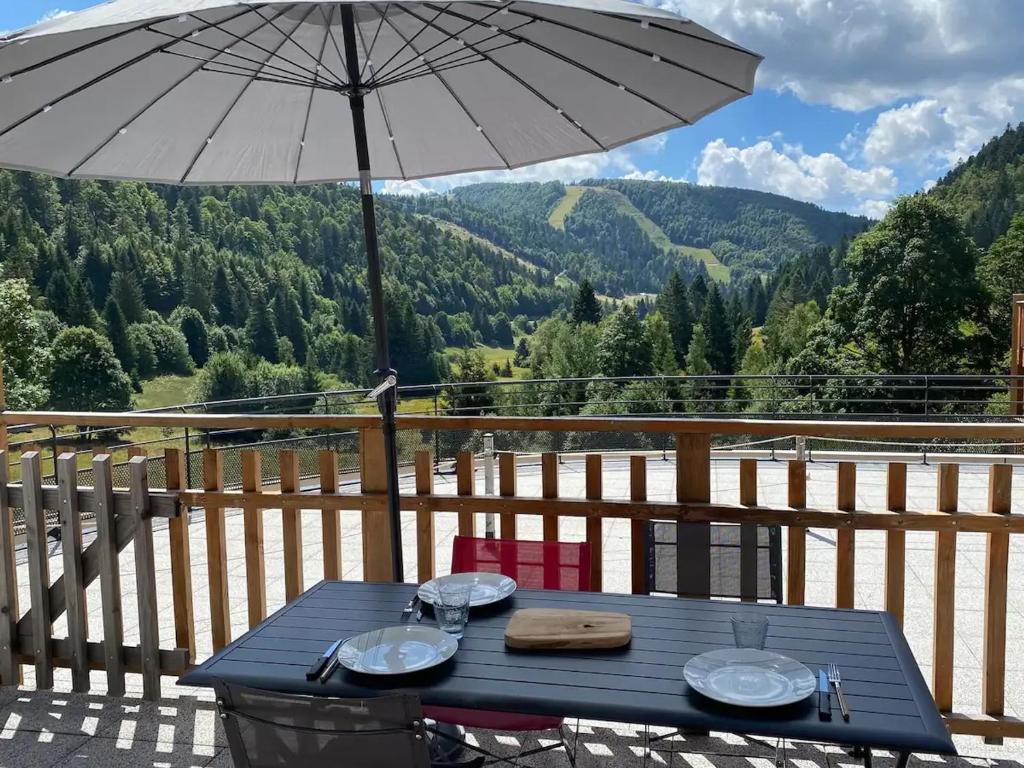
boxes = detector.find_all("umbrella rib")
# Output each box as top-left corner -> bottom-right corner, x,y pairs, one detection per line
293,5 -> 337,184
436,5 -> 691,124
389,4 -> 606,152
373,42 -> 513,87
596,12 -> 763,59
473,2 -> 752,95
375,10 -> 511,169
359,2 -> 390,83
354,15 -> 407,179
367,3 -> 450,85
160,51 -> 325,88
146,21 -> 329,89
247,6 -> 348,88
368,2 -> 505,84
66,6 -> 293,179
0,7 -> 260,141
177,3 -> 314,184
371,17 -> 529,86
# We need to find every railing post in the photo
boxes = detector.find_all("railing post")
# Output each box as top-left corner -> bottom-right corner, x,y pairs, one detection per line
498,452 -> 517,540
22,451 -> 52,689
415,451 -> 435,583
738,458 -> 758,602
57,453 -> 89,692
129,456 -> 161,701
541,452 -> 559,541
0,453 -> 16,686
204,449 -> 231,651
885,464 -> 907,627
360,426 -> 395,582
456,452 -> 476,537
786,460 -> 807,605
242,449 -> 267,626
165,448 -> 195,662
836,462 -> 856,609
585,454 -> 603,592
319,451 -> 342,581
983,464 -> 1012,740
93,454 -> 125,696
676,433 -> 711,599
483,433 -> 495,538
279,449 -> 304,602
630,456 -> 648,595
933,463 -> 958,713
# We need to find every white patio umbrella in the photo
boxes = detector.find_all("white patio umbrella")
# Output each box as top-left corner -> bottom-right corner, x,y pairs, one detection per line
0,0 -> 761,581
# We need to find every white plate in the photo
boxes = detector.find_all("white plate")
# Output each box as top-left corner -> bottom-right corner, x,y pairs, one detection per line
337,626 -> 458,675
683,649 -> 816,708
418,572 -> 517,608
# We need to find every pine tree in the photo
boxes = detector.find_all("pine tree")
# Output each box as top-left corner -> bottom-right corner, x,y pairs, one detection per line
596,305 -> 652,377
103,296 -> 135,373
212,265 -> 235,325
644,311 -> 678,375
571,279 -> 602,325
699,285 -> 734,374
66,272 -> 97,328
656,271 -> 693,367
110,271 -> 147,323
245,289 -> 278,362
513,337 -> 530,367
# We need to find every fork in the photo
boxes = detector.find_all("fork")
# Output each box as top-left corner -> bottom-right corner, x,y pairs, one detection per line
827,663 -> 850,721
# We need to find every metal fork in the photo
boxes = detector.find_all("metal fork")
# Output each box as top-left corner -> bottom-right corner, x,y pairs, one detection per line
827,663 -> 850,721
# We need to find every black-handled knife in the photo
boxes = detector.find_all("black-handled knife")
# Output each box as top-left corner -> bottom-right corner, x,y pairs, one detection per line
818,669 -> 832,721
306,639 -> 342,680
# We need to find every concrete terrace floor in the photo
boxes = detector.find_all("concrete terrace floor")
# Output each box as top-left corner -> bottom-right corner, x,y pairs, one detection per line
5,456 -> 1024,767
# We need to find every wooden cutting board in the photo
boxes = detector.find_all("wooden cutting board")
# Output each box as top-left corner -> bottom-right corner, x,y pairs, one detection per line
504,608 -> 632,650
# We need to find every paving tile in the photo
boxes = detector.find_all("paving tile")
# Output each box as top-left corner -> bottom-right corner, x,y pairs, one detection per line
0,728 -> 89,768
51,736 -> 216,768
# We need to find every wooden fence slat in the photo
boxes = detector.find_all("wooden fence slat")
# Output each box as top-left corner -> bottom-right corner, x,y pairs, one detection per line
241,450 -> 267,627
983,464 -> 1012,724
165,449 -> 195,662
585,454 -> 603,592
541,453 -> 559,542
129,457 -> 160,701
22,452 -> 52,689
456,452 -> 476,537
787,460 -> 807,606
498,452 -> 517,540
739,458 -> 758,602
319,452 -> 342,581
415,452 -> 435,583
279,450 -> 303,602
359,427 -> 393,582
0,453 -> 18,685
676,434 -> 711,599
885,463 -> 907,627
933,463 -> 959,713
836,462 -> 856,609
92,455 -> 124,696
204,449 -> 230,652
630,456 -> 648,595
57,454 -> 88,692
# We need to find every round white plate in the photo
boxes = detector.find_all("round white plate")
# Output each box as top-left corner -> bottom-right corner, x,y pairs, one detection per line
683,649 -> 816,708
337,626 -> 458,675
418,572 -> 517,608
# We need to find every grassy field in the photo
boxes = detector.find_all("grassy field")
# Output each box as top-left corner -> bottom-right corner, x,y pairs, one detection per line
418,215 -> 543,274
446,344 -> 528,380
135,373 -> 200,410
547,185 -> 586,229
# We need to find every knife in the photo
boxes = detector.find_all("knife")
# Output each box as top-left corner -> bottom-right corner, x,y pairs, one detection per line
818,669 -> 832,721
305,638 -> 342,680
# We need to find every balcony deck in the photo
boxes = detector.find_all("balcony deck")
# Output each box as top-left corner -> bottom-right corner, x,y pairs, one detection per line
3,456 -> 1024,767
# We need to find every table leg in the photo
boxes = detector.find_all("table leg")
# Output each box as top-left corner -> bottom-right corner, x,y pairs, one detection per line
894,752 -> 911,768
862,747 -> 872,768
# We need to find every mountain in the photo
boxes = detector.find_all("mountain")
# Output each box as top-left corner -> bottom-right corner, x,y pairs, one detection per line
929,122 -> 1024,247
398,179 -> 869,296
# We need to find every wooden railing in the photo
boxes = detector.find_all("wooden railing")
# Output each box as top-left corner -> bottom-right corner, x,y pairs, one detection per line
0,410 -> 1022,739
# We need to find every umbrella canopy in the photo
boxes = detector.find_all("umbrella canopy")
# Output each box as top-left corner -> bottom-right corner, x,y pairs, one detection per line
0,1 -> 760,183
0,1 -> 760,583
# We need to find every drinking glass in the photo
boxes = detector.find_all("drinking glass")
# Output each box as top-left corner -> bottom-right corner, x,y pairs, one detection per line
731,614 -> 769,650
436,582 -> 473,639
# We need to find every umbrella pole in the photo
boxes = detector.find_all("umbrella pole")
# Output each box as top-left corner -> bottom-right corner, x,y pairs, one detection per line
341,5 -> 404,583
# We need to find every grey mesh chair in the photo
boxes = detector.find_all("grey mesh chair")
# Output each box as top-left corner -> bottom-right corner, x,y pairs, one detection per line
647,521 -> 783,602
213,681 -> 483,768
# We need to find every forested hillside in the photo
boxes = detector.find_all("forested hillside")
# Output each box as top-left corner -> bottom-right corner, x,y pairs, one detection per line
399,178 -> 866,295
930,123 -> 1024,248
0,173 -> 568,410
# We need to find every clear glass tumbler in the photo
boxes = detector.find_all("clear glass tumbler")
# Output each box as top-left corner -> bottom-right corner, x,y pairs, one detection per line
731,614 -> 769,650
436,582 -> 473,639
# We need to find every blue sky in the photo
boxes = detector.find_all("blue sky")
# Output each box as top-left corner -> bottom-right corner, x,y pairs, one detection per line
3,1 -> 1023,217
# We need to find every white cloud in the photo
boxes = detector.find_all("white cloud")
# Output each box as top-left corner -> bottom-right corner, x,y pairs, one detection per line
856,200 -> 892,220
664,1 -> 1024,180
696,138 -> 896,214
38,9 -> 73,23
380,139 -> 667,194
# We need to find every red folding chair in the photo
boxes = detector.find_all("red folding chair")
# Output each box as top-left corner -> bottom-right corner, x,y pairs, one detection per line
424,536 -> 591,767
